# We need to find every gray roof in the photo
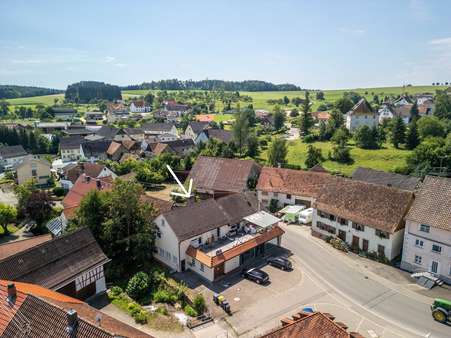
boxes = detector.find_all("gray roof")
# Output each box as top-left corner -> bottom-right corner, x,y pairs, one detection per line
162,193 -> 258,241
95,126 -> 119,139
142,122 -> 175,132
59,135 -> 85,150
0,145 -> 27,159
188,121 -> 210,134
81,140 -> 111,157
205,129 -> 233,143
406,176 -> 451,232
351,167 -> 420,191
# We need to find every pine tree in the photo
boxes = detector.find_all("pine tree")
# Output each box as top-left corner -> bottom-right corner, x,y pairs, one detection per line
406,119 -> 420,150
300,91 -> 313,137
305,145 -> 323,169
410,102 -> 419,120
391,116 -> 406,149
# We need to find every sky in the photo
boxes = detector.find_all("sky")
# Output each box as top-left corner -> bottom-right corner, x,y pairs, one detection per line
1,0 -> 451,90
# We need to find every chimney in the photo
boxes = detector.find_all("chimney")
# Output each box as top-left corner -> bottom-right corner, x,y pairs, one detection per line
7,283 -> 17,302
66,309 -> 78,333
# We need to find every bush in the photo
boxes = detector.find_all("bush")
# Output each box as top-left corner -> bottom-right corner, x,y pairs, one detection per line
156,306 -> 169,316
269,199 -> 279,213
110,286 -> 123,298
193,294 -> 206,314
127,302 -> 141,316
133,310 -> 148,324
126,272 -> 150,301
184,305 -> 198,317
52,186 -> 66,197
153,289 -> 177,304
303,134 -> 317,143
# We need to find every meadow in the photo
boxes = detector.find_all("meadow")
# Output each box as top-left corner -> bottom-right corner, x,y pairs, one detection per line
260,140 -> 411,176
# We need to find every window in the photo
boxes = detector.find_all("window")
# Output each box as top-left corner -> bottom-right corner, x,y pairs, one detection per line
375,229 -> 389,239
217,228 -> 220,238
198,237 -> 202,244
415,239 -> 424,248
286,194 -> 291,199
414,255 -> 422,264
431,261 -> 439,274
377,245 -> 385,257
317,222 -> 336,235
432,244 -> 442,254
200,263 -> 204,272
31,169 -> 37,177
338,218 -> 348,226
329,214 -> 336,222
419,224 -> 430,233
352,223 -> 365,231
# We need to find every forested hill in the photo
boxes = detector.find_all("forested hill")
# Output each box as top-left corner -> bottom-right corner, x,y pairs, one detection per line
122,79 -> 301,92
65,81 -> 122,103
0,85 -> 63,99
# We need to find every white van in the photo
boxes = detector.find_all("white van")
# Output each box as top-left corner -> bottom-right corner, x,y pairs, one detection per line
298,208 -> 313,224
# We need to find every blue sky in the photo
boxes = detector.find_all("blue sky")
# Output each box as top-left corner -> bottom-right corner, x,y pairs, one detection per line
1,0 -> 451,90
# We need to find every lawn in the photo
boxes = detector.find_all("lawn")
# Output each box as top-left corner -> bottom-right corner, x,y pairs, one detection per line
261,140 -> 411,176
6,94 -> 65,107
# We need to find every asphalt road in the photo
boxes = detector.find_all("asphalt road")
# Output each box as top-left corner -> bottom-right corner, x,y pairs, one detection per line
282,225 -> 450,338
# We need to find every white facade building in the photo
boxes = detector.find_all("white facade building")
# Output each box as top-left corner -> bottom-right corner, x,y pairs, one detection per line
345,98 -> 378,131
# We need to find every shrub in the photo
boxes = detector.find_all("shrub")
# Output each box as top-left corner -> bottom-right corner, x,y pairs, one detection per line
52,186 -> 66,197
184,305 -> 198,317
269,199 -> 279,213
110,286 -> 123,298
127,302 -> 141,316
193,294 -> 206,314
156,306 -> 169,316
133,310 -> 148,324
303,134 -> 317,143
153,289 -> 177,304
126,272 -> 150,301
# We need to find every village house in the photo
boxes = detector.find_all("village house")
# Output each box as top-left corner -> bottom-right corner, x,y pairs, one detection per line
80,139 -> 111,162
85,111 -> 105,124
106,141 -> 127,161
393,104 -> 413,124
157,132 -> 178,142
311,178 -> 413,260
418,99 -> 434,117
36,121 -> 70,133
15,156 -> 51,186
120,127 -> 145,141
260,311 -> 364,338
161,139 -> 196,156
153,193 -> 284,281
188,156 -> 261,198
94,125 -> 120,140
0,228 -> 110,300
185,121 -> 211,143
0,280 -> 152,338
60,162 -> 116,190
416,93 -> 434,105
312,111 -> 331,124
142,122 -> 178,137
59,136 -> 85,162
401,176 -> 451,284
345,98 -> 378,131
51,107 -> 76,121
378,103 -> 395,124
107,102 -> 130,122
162,99 -> 190,115
351,167 -> 421,191
256,166 -> 335,209
0,145 -> 28,171
130,99 -> 151,113
154,109 -> 180,123
393,95 -> 413,106
195,128 -> 234,144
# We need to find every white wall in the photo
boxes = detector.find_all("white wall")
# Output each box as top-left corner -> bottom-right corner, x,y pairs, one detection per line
401,220 -> 451,283
312,209 -> 403,260
186,256 -> 215,281
257,190 -> 313,209
224,256 -> 240,273
346,113 -> 377,131
154,215 -> 180,271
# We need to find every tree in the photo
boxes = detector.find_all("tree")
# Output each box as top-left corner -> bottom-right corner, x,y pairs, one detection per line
318,121 -> 328,141
434,90 -> 451,120
417,116 -> 445,139
391,116 -> 406,148
406,119 -> 420,150
25,191 -> 53,227
331,128 -> 349,145
316,91 -> 325,100
76,190 -> 109,241
305,145 -> 323,169
283,96 -> 290,105
299,91 -> 313,137
410,102 -> 419,120
407,137 -> 450,176
273,109 -> 285,131
144,92 -> 155,106
267,138 -> 287,167
0,100 -> 10,116
246,133 -> 259,157
126,271 -> 150,301
329,142 -> 353,164
335,96 -> 354,114
0,204 -> 17,236
354,125 -> 379,149
233,110 -> 250,156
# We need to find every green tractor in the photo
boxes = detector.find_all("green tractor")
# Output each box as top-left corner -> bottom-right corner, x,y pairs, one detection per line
431,298 -> 451,323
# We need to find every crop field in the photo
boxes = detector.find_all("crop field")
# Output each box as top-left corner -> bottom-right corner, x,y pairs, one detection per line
260,140 -> 411,176
6,93 -> 65,107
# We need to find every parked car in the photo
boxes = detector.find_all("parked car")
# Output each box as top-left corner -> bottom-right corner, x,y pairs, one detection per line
298,208 -> 313,224
267,256 -> 292,270
242,268 -> 269,284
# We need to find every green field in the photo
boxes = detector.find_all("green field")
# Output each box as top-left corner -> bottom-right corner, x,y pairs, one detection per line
6,93 -> 65,107
261,140 -> 411,176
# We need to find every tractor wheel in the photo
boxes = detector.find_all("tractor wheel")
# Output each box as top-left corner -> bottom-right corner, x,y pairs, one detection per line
432,309 -> 447,323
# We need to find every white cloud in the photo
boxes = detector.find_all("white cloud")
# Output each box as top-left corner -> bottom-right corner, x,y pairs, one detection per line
429,37 -> 451,46
338,27 -> 366,36
105,56 -> 116,63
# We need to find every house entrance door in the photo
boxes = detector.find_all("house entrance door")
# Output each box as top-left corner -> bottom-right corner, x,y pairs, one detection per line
338,230 -> 346,241
214,263 -> 225,279
352,236 -> 360,249
362,239 -> 369,252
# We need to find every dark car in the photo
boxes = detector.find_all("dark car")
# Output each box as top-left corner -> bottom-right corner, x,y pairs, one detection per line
242,268 -> 269,284
267,256 -> 292,270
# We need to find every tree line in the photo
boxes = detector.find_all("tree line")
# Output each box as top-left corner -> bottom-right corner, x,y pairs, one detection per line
0,85 -> 63,99
123,79 -> 301,92
0,126 -> 59,154
65,81 -> 122,103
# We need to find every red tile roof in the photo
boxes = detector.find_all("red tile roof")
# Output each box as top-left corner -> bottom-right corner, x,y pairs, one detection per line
0,280 -> 153,338
63,162 -> 110,184
106,141 -> 122,156
0,235 -> 52,260
62,174 -> 113,219
195,114 -> 215,122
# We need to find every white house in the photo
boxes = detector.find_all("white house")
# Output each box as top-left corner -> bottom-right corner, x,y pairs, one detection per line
60,136 -> 84,162
141,122 -> 178,137
184,121 -> 210,142
393,96 -> 412,106
130,100 -> 151,113
311,178 -> 413,260
378,104 -> 395,124
401,176 -> 451,284
345,99 -> 378,131
0,145 -> 28,171
153,193 -> 284,282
